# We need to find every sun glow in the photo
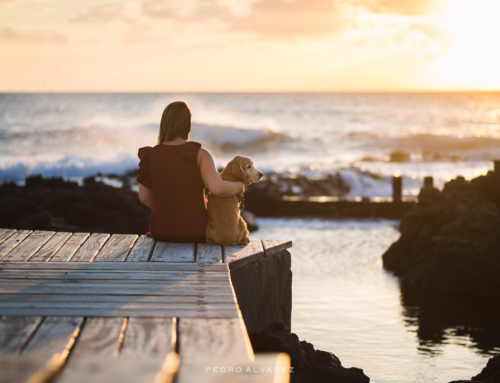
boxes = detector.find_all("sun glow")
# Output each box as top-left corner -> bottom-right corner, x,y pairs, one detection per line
435,0 -> 500,89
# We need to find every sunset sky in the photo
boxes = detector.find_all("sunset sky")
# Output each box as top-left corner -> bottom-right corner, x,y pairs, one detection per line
1,0 -> 499,92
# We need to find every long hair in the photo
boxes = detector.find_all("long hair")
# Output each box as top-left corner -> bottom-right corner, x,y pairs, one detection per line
157,101 -> 192,144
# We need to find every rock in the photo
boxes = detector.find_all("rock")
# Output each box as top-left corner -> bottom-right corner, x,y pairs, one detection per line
249,322 -> 370,383
472,355 -> 500,383
449,355 -> 500,383
382,171 -> 500,299
0,175 -> 151,235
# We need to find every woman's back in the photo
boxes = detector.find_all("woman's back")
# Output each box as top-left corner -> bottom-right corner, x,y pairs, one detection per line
137,141 -> 207,243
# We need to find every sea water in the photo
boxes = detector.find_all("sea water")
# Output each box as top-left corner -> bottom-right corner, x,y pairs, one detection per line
1,92 -> 499,193
1,92 -> 500,381
251,218 -> 500,382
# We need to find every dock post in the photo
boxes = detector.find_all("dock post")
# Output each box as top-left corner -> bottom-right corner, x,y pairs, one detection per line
392,176 -> 402,203
495,160 -> 500,173
424,176 -> 433,187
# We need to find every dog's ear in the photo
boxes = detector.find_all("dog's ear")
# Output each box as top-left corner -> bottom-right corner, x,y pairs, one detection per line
232,163 -> 247,183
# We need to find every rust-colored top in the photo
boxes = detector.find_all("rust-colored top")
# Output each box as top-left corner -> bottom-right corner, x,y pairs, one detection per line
137,142 -> 207,243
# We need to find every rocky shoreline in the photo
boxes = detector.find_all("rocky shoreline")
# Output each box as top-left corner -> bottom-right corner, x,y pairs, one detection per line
249,322 -> 370,383
0,175 -> 260,235
382,169 -> 500,299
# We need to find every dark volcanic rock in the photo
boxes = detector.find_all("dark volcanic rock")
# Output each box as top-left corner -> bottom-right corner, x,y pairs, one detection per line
449,355 -> 500,383
382,171 -> 500,299
249,322 -> 370,383
472,355 -> 500,383
1,175 -> 259,234
0,175 -> 151,234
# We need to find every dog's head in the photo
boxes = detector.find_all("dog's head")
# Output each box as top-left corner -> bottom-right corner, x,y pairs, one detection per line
222,155 -> 263,186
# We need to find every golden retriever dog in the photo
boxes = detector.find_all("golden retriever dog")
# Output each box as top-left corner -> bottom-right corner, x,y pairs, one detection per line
206,155 -> 263,246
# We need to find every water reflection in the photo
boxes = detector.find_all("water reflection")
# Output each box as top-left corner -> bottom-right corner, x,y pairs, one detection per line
400,286 -> 500,356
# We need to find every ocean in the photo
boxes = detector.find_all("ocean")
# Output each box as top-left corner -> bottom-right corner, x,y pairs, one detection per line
1,92 -> 499,194
1,92 -> 500,381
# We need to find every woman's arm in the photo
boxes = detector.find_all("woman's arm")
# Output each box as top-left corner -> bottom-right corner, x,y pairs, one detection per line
198,149 -> 244,197
138,183 -> 153,209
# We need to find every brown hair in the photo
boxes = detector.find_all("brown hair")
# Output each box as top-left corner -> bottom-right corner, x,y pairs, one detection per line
157,101 -> 192,144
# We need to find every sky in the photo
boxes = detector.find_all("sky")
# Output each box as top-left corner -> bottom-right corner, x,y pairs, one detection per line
0,0 -> 499,92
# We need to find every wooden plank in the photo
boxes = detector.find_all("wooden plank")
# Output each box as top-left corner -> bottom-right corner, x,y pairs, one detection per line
224,239 -> 264,270
0,261 -> 227,272
179,318 -> 253,360
0,285 -> 235,296
0,316 -> 43,354
120,318 -> 174,358
2,231 -> 55,261
0,229 -> 16,244
28,232 -> 72,262
0,353 -> 66,383
23,316 -> 82,356
0,302 -> 238,311
71,317 -> 124,356
151,242 -> 195,262
0,294 -> 235,304
0,308 -> 240,318
0,270 -> 228,280
49,233 -> 89,262
126,235 -> 155,262
176,353 -> 290,383
56,355 -> 168,383
70,233 -> 109,262
196,243 -> 222,263
261,239 -> 292,257
94,234 -> 138,262
0,230 -> 32,260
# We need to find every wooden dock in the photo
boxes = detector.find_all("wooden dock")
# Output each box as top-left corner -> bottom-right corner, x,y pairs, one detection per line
0,229 -> 292,383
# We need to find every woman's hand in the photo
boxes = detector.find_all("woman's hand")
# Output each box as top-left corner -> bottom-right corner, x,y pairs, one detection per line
198,149 -> 245,197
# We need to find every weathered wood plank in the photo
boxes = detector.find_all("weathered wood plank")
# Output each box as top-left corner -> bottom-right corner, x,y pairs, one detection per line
126,235 -> 155,262
196,243 -> 222,263
0,302 -> 238,311
261,239 -> 292,257
120,318 -> 174,358
56,355 -> 168,383
0,307 -> 239,317
49,233 -> 89,262
0,353 -> 65,383
0,229 -> 16,244
0,285 -> 235,297
179,318 -> 252,360
2,231 -> 55,261
177,354 -> 290,383
70,233 -> 109,262
0,261 -> 227,272
71,317 -> 124,356
28,232 -> 72,262
0,230 -> 32,260
224,239 -> 264,270
0,294 -> 235,304
151,242 -> 195,262
23,316 -> 82,356
94,234 -> 138,262
0,316 -> 43,354
0,270 -> 228,281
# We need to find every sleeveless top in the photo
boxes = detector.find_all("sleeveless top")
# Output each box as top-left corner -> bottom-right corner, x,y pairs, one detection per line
137,142 -> 207,243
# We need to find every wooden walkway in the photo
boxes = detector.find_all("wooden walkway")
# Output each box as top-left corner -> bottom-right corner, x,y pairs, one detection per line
0,229 -> 292,383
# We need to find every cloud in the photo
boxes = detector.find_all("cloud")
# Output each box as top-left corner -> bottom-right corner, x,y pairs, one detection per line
0,26 -> 67,43
142,0 -> 352,37
368,0 -> 437,16
70,3 -> 129,23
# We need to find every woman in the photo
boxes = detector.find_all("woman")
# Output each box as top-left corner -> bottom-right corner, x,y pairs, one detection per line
137,101 -> 244,243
